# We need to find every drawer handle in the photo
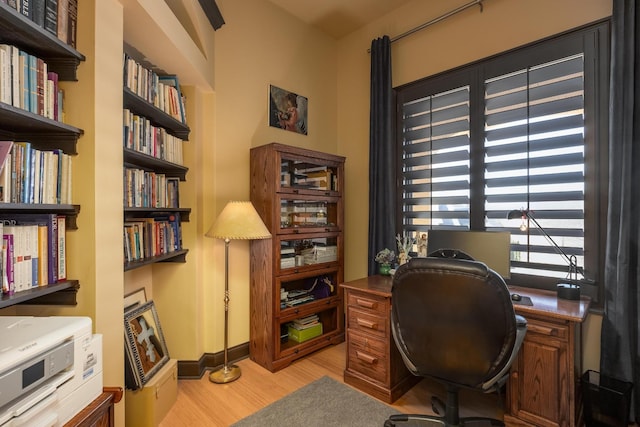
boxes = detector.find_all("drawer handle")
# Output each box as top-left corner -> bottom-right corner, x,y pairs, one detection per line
356,351 -> 378,365
355,298 -> 377,309
528,324 -> 559,336
356,318 -> 378,330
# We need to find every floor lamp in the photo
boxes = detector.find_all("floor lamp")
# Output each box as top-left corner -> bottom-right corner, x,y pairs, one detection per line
205,201 -> 271,383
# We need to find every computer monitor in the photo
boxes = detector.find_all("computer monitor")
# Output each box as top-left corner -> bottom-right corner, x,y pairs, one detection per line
426,230 -> 511,279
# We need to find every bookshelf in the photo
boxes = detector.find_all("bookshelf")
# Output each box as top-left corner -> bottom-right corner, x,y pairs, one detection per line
122,53 -> 190,271
0,2 -> 84,308
250,142 -> 345,372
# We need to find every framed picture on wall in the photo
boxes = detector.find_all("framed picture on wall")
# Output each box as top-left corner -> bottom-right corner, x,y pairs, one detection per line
269,85 -> 308,135
124,300 -> 170,389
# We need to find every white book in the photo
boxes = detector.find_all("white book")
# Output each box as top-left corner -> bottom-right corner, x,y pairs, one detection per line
10,46 -> 19,108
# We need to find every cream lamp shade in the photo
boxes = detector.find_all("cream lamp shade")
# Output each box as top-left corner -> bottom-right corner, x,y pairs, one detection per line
205,201 -> 271,240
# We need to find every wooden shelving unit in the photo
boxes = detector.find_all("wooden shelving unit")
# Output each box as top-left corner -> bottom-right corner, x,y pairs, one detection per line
249,142 -> 346,372
0,3 -> 84,308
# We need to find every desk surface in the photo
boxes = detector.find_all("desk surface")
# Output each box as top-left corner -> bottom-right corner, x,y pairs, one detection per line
340,275 -> 591,323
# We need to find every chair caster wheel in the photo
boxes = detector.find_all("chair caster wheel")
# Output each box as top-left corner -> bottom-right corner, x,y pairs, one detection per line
384,421 -> 396,427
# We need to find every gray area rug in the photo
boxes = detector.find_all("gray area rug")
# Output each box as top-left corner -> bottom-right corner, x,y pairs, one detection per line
231,376 -> 403,427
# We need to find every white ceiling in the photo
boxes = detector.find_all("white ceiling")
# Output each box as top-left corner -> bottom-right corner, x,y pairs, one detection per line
265,0 -> 415,39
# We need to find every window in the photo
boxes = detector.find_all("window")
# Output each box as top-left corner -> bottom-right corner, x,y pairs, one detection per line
395,21 -> 609,298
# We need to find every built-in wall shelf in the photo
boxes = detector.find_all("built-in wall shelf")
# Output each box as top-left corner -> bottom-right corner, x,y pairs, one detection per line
0,103 -> 83,155
124,207 -> 191,222
0,280 -> 79,308
124,249 -> 189,271
123,88 -> 190,140
0,3 -> 85,81
0,204 -> 81,229
124,148 -> 188,181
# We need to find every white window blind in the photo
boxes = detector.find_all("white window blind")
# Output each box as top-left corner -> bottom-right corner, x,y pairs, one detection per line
484,54 -> 585,279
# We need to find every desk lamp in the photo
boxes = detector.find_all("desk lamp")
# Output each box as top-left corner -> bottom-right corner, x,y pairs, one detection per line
507,209 -> 581,300
205,201 -> 271,383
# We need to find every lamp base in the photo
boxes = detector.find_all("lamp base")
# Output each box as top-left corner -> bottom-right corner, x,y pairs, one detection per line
209,364 -> 241,384
557,283 -> 581,300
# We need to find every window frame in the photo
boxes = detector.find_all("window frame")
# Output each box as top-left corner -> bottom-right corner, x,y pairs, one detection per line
394,20 -> 610,303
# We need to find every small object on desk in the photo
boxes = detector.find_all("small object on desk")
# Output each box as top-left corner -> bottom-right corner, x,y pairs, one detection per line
511,293 -> 522,302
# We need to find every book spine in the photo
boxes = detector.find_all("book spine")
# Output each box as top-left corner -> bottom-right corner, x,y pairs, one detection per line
66,0 -> 77,49
10,46 -> 19,108
43,0 -> 57,36
36,58 -> 45,116
20,0 -> 31,20
2,233 -> 14,294
28,54 -> 37,114
56,214 -> 65,280
31,0 -> 45,27
56,0 -> 68,43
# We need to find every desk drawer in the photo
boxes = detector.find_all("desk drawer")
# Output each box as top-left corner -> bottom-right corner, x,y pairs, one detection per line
348,331 -> 387,383
347,308 -> 387,339
347,292 -> 389,316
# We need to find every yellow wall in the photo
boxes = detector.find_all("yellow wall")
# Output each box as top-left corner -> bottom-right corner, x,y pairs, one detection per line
336,0 -> 611,371
0,2 -> 612,425
209,0 -> 338,351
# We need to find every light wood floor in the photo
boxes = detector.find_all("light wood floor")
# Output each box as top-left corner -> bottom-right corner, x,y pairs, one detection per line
160,342 -> 504,426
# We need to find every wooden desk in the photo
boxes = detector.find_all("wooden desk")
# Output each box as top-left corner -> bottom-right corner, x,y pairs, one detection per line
340,277 -> 591,427
64,387 -> 123,427
341,275 -> 420,403
506,286 -> 590,427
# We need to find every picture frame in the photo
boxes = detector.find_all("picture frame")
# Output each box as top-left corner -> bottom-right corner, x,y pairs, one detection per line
124,287 -> 147,312
269,85 -> 308,135
124,300 -> 170,389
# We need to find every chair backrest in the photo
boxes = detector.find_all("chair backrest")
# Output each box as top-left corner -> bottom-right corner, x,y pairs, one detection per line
391,256 -> 517,389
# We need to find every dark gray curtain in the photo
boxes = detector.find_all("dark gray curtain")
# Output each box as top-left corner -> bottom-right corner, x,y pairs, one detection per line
368,36 -> 396,275
601,0 -> 640,421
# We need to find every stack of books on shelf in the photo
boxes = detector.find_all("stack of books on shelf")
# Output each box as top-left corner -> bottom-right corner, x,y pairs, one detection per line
0,141 -> 72,205
3,0 -> 79,48
123,109 -> 184,164
0,44 -> 64,121
293,164 -> 336,191
280,246 -> 295,269
0,213 -> 66,295
123,54 -> 187,124
301,245 -> 337,264
287,314 -> 323,343
123,213 -> 182,262
283,288 -> 314,308
123,168 -> 179,209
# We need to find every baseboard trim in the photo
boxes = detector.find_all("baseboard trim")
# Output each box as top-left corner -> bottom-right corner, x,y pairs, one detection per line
177,342 -> 250,379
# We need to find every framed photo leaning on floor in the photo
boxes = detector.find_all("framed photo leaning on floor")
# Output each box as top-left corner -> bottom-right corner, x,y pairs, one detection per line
124,300 -> 170,389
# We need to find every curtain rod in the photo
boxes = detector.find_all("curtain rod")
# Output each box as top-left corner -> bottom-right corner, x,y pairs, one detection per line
368,0 -> 484,52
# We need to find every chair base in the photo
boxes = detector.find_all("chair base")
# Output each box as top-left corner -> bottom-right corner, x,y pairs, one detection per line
384,413 -> 504,426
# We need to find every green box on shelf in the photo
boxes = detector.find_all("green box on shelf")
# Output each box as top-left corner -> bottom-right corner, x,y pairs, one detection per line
287,323 -> 323,343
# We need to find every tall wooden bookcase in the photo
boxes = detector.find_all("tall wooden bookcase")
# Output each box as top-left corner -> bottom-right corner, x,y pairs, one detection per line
0,3 -> 84,308
122,53 -> 191,271
249,142 -> 345,372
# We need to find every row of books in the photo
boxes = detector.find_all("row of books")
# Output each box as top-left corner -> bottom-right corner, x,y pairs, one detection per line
0,141 -> 72,204
123,108 -> 184,165
0,44 -> 63,121
124,167 -> 180,209
123,53 -> 187,124
282,288 -> 315,308
124,214 -> 182,262
289,314 -> 319,330
4,0 -> 78,48
0,213 -> 66,295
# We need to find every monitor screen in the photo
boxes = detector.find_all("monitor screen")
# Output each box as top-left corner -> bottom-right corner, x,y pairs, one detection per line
426,230 -> 511,279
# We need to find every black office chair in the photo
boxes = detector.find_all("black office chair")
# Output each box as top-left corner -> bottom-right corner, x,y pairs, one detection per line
384,256 -> 527,426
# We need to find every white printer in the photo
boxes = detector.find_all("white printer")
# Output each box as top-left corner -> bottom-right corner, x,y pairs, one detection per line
0,316 -> 103,426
